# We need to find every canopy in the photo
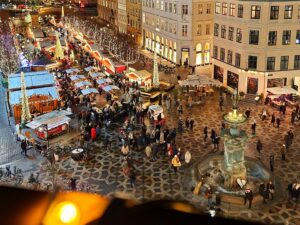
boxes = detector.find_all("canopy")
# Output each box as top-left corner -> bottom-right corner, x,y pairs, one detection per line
110,85 -> 120,90
178,75 -> 222,87
26,110 -> 72,130
75,81 -> 92,88
90,72 -> 104,79
96,79 -> 106,85
65,68 -> 80,74
81,88 -> 99,95
103,86 -> 112,92
84,66 -> 98,72
148,105 -> 163,115
70,75 -> 85,81
267,86 -> 298,95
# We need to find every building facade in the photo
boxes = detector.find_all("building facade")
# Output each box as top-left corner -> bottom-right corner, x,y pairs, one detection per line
127,0 -> 143,45
97,0 -> 118,29
118,0 -> 128,34
142,0 -> 214,67
213,0 -> 300,95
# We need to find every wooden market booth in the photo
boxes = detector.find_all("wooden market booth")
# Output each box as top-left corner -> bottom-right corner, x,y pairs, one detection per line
8,71 -> 60,123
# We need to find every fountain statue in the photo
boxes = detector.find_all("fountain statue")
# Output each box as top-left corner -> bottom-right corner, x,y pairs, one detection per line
192,88 -> 273,202
222,88 -> 248,188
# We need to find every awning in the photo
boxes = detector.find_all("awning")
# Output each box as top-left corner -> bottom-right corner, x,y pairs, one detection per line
81,88 -> 99,95
70,75 -> 85,81
65,68 -> 80,74
75,81 -> 92,88
267,86 -> 298,95
26,110 -> 72,130
103,86 -> 112,92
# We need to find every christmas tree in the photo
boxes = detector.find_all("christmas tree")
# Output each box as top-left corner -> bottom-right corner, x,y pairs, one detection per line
152,49 -> 160,87
20,71 -> 31,128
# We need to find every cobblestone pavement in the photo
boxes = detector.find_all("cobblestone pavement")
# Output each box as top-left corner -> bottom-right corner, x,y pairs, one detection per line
30,91 -> 299,225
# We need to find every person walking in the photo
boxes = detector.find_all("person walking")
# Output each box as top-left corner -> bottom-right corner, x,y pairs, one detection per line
244,188 -> 254,209
256,139 -> 263,159
204,126 -> 208,142
259,183 -> 269,203
129,169 -> 136,188
184,150 -> 192,165
21,139 -> 27,157
251,121 -> 256,135
91,126 -> 96,142
185,117 -> 190,130
190,118 -> 194,131
276,117 -> 281,128
121,144 -> 129,158
145,145 -> 152,159
171,155 -> 181,173
280,144 -> 286,161
245,108 -> 251,118
270,113 -> 276,127
269,154 -> 275,172
267,181 -> 275,200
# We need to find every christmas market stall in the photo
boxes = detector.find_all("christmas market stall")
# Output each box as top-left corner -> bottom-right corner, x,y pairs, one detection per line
26,110 -> 72,140
8,71 -> 59,123
125,70 -> 152,89
266,86 -> 298,108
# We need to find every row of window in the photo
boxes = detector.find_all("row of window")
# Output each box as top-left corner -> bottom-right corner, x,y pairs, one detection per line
196,24 -> 211,36
214,24 -> 300,46
142,0 -> 177,14
214,47 -> 300,70
215,3 -> 300,20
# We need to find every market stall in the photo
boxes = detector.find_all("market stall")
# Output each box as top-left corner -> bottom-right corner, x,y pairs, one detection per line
81,88 -> 99,95
148,105 -> 165,126
125,70 -> 152,89
267,86 -> 298,108
26,110 -> 72,140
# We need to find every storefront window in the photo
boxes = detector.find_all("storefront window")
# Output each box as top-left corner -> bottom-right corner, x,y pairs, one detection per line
227,71 -> 239,89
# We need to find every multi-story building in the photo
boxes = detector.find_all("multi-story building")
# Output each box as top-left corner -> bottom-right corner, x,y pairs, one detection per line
97,0 -> 118,29
142,0 -> 214,67
213,0 -> 300,95
127,0 -> 143,45
118,0 -> 128,34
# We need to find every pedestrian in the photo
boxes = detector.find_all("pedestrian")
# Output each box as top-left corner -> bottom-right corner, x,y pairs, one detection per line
280,144 -> 286,161
205,187 -> 213,207
21,139 -> 27,156
276,117 -> 281,128
244,188 -> 254,209
185,117 -> 189,130
288,129 -> 294,145
91,126 -> 96,142
171,155 -> 181,173
291,110 -> 296,124
256,139 -> 263,159
251,121 -> 256,135
121,144 -> 129,158
259,183 -> 268,203
177,117 -> 184,134
204,126 -> 208,142
269,155 -> 275,172
211,129 -> 216,143
129,169 -> 136,188
189,118 -> 194,131
245,108 -> 251,118
267,181 -> 275,200
270,113 -> 275,127
177,103 -> 183,115
184,150 -> 192,164
145,145 -> 152,159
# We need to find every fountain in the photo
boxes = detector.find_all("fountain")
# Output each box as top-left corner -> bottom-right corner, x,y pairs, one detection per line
191,89 -> 272,200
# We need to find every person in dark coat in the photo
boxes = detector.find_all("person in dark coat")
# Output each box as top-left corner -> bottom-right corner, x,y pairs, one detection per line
129,169 -> 136,188
251,122 -> 256,135
21,140 -> 27,156
259,183 -> 269,203
269,155 -> 275,172
276,117 -> 281,128
244,188 -> 254,209
256,139 -> 263,159
270,113 -> 275,127
190,119 -> 194,131
204,127 -> 208,142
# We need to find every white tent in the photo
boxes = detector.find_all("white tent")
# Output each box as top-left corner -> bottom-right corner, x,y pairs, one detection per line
178,75 -> 222,87
267,86 -> 298,95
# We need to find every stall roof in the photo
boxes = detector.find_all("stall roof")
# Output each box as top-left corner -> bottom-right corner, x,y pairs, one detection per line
267,86 -> 298,95
103,86 -> 112,92
178,75 -> 222,87
65,68 -> 80,74
70,75 -> 85,81
90,72 -> 104,79
40,40 -> 55,48
31,57 -> 55,66
81,88 -> 99,95
26,110 -> 72,130
75,81 -> 92,88
32,28 -> 44,38
126,70 -> 151,80
9,71 -> 55,90
9,86 -> 59,106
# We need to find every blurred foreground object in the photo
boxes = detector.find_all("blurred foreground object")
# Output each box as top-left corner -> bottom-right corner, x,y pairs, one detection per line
0,186 -> 263,225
